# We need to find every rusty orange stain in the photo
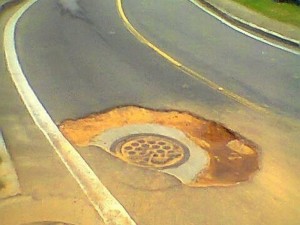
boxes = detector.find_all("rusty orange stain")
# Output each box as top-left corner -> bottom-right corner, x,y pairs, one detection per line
59,106 -> 259,187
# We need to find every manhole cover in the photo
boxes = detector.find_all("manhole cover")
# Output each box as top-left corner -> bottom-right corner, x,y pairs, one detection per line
59,106 -> 260,187
111,134 -> 190,169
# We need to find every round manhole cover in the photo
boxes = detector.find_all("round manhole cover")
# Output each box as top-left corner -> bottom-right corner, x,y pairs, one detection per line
111,134 -> 190,169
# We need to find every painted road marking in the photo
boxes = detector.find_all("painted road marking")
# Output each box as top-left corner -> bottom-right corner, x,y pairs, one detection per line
116,0 -> 270,114
3,1 -> 136,224
188,0 -> 300,55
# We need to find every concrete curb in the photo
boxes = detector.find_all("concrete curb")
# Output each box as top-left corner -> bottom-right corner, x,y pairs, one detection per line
0,0 -> 20,12
3,0 -> 136,224
191,0 -> 300,48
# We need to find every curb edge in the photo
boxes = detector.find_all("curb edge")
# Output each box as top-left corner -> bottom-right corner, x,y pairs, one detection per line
192,0 -> 300,48
0,0 -> 20,12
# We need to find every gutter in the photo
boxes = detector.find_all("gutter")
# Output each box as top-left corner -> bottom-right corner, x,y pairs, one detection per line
194,0 -> 300,48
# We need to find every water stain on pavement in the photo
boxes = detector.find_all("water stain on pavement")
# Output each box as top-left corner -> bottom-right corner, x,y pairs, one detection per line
59,106 -> 259,187
56,0 -> 107,43
57,0 -> 86,21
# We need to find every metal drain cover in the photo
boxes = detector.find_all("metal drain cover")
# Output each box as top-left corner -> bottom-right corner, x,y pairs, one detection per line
61,106 -> 259,187
111,134 -> 190,169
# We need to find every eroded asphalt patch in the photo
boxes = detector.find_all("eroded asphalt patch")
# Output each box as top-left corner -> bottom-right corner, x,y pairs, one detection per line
59,106 -> 259,187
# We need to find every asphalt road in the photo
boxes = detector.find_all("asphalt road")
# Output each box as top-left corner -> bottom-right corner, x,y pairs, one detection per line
11,0 -> 300,224
0,3 -> 105,225
15,0 -> 300,121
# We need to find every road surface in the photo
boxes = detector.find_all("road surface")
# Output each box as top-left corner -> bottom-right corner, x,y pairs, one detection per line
5,0 -> 300,224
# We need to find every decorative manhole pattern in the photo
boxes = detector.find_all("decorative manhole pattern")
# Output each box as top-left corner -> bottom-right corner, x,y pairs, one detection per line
111,134 -> 190,169
60,106 -> 260,187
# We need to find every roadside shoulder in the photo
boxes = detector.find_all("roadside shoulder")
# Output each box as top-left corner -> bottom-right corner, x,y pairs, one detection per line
192,0 -> 300,47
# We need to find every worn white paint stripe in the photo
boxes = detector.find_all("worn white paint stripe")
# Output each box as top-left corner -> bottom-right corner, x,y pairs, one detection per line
3,1 -> 136,224
188,0 -> 300,55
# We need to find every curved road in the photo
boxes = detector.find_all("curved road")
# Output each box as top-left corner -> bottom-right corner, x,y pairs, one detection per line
12,0 -> 300,224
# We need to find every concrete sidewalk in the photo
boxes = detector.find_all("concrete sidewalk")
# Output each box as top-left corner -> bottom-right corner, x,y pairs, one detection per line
195,0 -> 300,47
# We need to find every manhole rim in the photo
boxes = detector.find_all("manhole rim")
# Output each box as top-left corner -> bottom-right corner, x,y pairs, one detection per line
110,133 -> 190,169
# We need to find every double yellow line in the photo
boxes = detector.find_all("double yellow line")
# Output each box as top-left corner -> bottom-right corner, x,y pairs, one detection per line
116,0 -> 269,114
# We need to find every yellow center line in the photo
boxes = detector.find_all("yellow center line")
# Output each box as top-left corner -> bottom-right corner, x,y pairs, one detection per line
116,0 -> 270,114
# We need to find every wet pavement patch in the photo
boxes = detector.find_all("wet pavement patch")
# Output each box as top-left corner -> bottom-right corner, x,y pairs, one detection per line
59,106 -> 260,187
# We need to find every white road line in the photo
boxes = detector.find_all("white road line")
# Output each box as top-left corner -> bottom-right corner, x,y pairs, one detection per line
188,0 -> 300,55
3,1 -> 136,224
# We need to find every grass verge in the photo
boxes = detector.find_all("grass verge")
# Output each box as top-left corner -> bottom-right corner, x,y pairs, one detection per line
231,0 -> 300,28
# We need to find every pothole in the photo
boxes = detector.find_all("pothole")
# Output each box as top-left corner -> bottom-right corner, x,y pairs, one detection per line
59,106 -> 260,187
111,133 -> 190,169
